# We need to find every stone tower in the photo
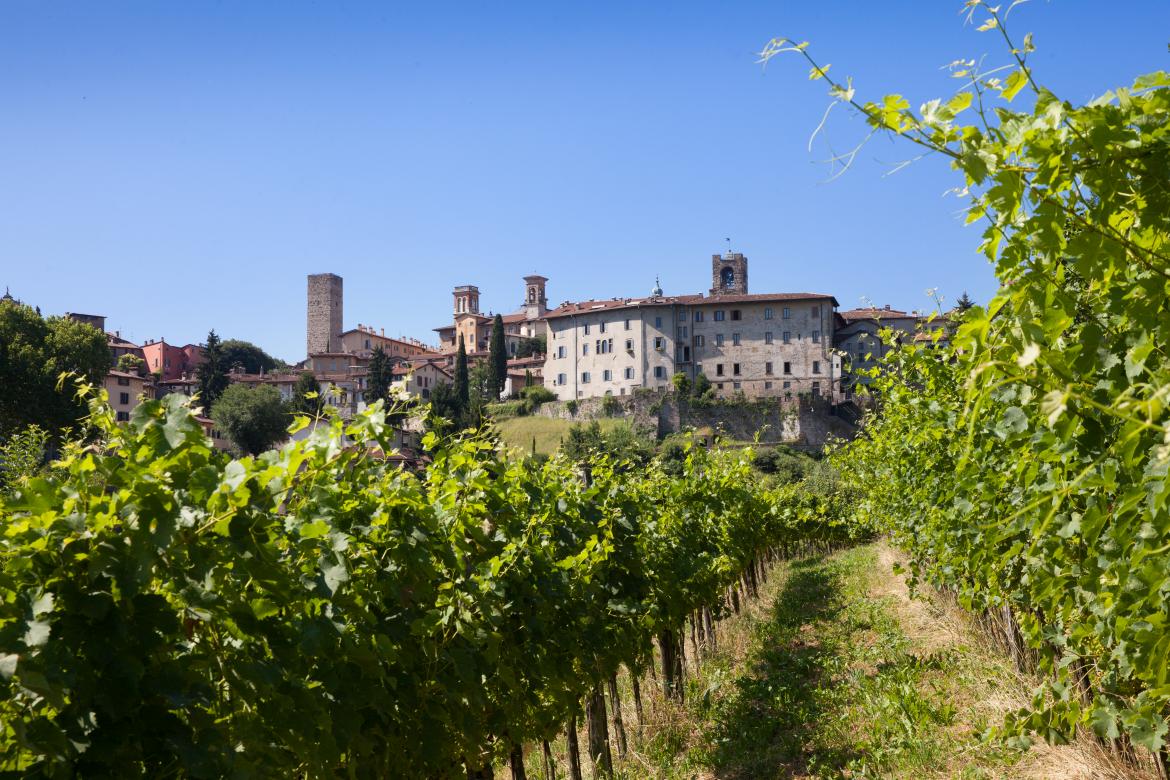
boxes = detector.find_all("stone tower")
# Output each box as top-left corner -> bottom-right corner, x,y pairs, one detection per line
711,252 -> 748,296
453,285 -> 480,316
307,273 -> 343,356
522,275 -> 548,319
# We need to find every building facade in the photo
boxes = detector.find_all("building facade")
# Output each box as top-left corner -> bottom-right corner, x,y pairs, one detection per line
434,276 -> 549,355
142,339 -> 205,382
103,370 -> 152,422
307,273 -> 344,356
543,253 -> 840,402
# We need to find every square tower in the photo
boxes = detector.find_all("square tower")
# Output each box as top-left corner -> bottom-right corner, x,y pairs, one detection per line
711,252 -> 748,296
307,273 -> 343,356
523,274 -> 548,319
453,285 -> 480,316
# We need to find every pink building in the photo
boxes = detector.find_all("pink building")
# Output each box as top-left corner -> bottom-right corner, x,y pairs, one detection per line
142,339 -> 205,381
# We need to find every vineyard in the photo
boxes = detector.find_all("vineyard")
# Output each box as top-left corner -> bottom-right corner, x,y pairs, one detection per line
0,388 -> 858,777
765,0 -> 1170,772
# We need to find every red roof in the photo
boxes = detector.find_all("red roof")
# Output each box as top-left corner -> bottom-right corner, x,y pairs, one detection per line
544,291 -> 837,320
839,307 -> 915,321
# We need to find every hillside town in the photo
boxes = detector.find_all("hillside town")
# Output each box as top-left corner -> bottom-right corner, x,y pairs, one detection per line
2,249 -> 955,455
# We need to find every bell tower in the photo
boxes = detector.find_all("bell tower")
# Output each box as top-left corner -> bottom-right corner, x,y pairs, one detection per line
710,252 -> 748,296
523,274 -> 548,319
453,285 -> 480,316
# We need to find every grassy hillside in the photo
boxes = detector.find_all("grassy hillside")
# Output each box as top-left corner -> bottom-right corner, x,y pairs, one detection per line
494,415 -> 628,456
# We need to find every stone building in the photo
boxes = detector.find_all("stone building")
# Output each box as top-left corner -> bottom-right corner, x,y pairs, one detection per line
434,276 -> 549,355
543,253 -> 841,402
833,306 -> 920,392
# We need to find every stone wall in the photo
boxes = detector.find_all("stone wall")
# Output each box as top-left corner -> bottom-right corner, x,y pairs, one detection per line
531,389 -> 856,451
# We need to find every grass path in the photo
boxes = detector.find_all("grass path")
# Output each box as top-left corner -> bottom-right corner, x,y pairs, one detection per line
596,542 -> 1152,780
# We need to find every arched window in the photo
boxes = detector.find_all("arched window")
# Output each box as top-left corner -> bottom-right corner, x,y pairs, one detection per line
721,266 -> 735,288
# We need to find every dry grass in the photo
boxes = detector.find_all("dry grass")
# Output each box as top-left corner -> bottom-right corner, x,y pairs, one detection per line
504,543 -> 1164,779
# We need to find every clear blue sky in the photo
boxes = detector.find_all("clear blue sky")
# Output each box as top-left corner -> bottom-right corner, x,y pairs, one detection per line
2,1 -> 1165,362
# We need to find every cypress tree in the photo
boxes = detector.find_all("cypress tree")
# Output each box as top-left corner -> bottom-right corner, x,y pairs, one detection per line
196,330 -> 230,412
454,335 -> 469,410
488,313 -> 507,400
367,346 -> 392,405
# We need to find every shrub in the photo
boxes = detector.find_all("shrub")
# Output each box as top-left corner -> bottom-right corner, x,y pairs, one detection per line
565,400 -> 579,417
601,395 -> 622,416
671,373 -> 691,396
521,385 -> 556,407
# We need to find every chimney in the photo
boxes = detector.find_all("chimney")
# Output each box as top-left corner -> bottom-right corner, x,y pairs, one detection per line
884,304 -> 891,311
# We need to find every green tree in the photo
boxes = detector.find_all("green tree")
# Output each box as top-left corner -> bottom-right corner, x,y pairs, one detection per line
196,330 -> 230,412
0,425 -> 49,495
211,383 -> 289,455
454,335 -> 469,410
427,380 -> 461,431
0,300 -> 110,437
366,346 -> 394,406
220,339 -> 281,374
289,371 -> 321,417
117,353 -> 146,375
954,291 -> 974,314
488,314 -> 507,400
671,372 -> 691,396
514,334 -> 546,359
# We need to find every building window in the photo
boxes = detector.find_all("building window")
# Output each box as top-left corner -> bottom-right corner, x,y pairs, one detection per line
782,331 -> 791,344
731,309 -> 741,321
783,361 -> 792,375
733,381 -> 741,390
654,337 -> 665,351
733,363 -> 741,376
117,377 -> 130,386
714,310 -> 725,322
603,369 -> 612,381
694,311 -> 704,322
716,382 -> 724,390
119,392 -> 130,405
764,307 -> 773,320
782,307 -> 791,319
813,361 -> 821,374
624,367 -> 635,380
599,322 -> 607,333
581,372 -> 591,383
116,411 -> 130,422
365,339 -> 371,349
783,380 -> 791,389
764,331 -> 773,345
812,381 -> 821,393
654,366 -> 665,379
625,318 -> 631,330
732,333 -> 741,346
694,334 -> 705,347
557,373 -> 567,385
764,381 -> 773,389
625,338 -> 634,352
715,334 -> 725,347
584,323 -> 590,335
716,364 -> 724,376
557,346 -> 567,359
583,343 -> 590,355
812,330 -> 821,343
765,362 -> 773,375
677,311 -> 687,321
677,326 -> 688,340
